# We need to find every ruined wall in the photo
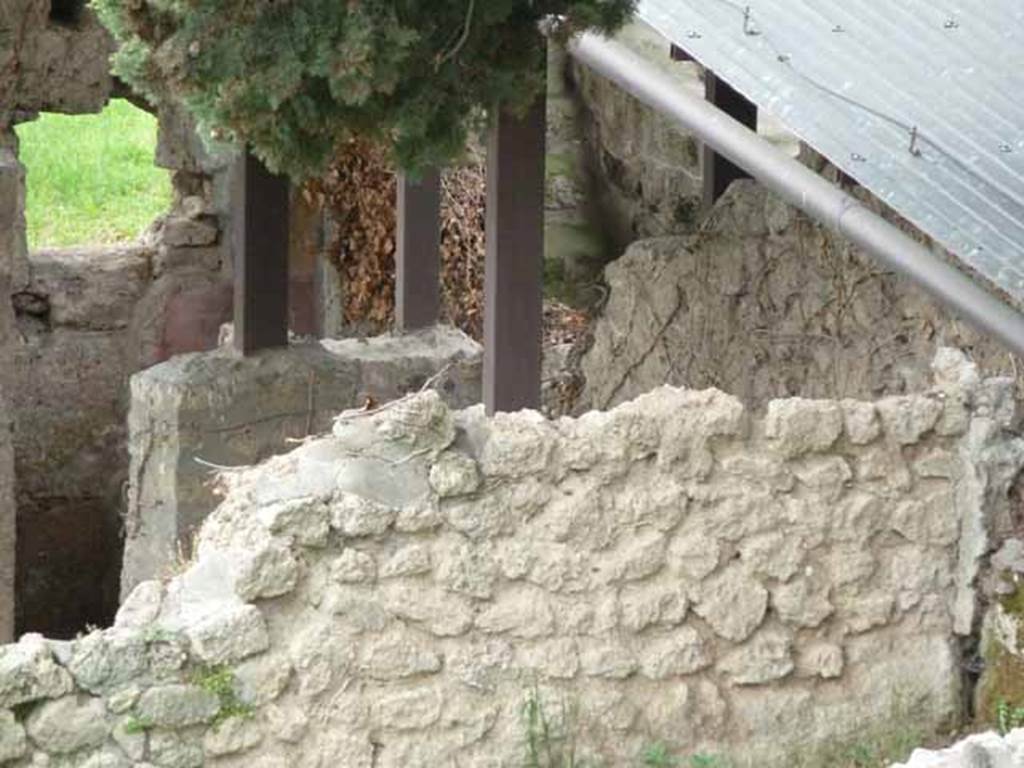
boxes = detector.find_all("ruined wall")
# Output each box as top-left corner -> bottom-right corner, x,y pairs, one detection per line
121,328 -> 484,599
0,134 -> 17,642
8,129 -> 234,637
571,26 -> 1022,413
0,0 -> 113,125
0,350 -> 1019,768
568,23 -> 799,252
581,183 -> 1024,412
1,0 -> 239,637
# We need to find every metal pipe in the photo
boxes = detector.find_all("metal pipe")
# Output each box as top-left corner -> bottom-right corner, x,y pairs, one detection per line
568,32 -> 1024,358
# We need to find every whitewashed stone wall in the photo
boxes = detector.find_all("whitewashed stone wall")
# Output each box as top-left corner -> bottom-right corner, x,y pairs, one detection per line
0,349 -> 1021,767
890,730 -> 1024,768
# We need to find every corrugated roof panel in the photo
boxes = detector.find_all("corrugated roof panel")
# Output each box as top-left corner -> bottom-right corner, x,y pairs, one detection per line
637,0 -> 1024,301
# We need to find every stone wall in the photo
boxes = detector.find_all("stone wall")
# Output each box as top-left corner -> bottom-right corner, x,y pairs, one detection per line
121,327 -> 483,599
581,183 -> 1024,412
1,1 -> 114,127
0,349 -> 1019,768
889,730 -> 1024,768
0,134 -> 17,642
568,22 -> 798,251
570,24 -> 1022,414
1,0 -> 243,636
7,127 -> 235,637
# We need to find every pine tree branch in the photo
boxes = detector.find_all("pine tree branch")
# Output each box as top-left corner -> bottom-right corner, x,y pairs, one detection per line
435,0 -> 475,71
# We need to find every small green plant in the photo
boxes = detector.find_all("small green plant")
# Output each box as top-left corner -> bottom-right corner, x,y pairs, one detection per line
997,699 -> 1024,735
192,665 -> 254,726
640,743 -> 680,767
122,716 -> 154,735
523,687 -> 584,768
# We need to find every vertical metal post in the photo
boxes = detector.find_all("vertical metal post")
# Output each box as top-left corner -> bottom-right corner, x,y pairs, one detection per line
395,169 -> 442,331
669,43 -> 693,62
702,72 -> 758,208
233,149 -> 290,354
484,91 -> 547,415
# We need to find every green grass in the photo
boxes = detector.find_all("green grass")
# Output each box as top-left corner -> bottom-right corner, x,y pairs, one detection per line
15,99 -> 172,248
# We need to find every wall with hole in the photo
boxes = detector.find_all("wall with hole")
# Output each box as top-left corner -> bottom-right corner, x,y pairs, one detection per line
1,0 -> 236,638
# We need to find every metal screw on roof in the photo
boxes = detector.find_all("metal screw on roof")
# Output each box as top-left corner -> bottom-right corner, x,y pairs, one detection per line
943,19 -> 959,29
850,152 -> 867,163
777,53 -> 791,63
998,143 -> 1014,154
832,24 -> 845,33
909,126 -> 922,157
743,6 -> 761,36
686,30 -> 702,39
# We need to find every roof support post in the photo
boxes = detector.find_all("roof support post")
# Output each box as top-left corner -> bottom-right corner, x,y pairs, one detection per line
395,169 -> 442,331
233,149 -> 291,354
669,43 -> 693,62
570,32 -> 1024,359
702,71 -> 757,208
484,84 -> 547,415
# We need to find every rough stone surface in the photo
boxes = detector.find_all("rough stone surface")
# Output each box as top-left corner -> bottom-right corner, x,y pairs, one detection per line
0,709 -> 26,762
12,247 -> 151,637
136,685 -> 220,728
122,327 -> 482,597
24,695 -> 107,754
1,1 -> 240,637
1,4 -> 114,121
568,22 -> 797,248
0,351 -> 1005,767
0,634 -> 72,707
580,184 -> 1024,412
0,130 -> 17,643
890,730 -> 1024,768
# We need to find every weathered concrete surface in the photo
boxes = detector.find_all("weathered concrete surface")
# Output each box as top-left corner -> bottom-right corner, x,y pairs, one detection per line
545,44 -> 613,300
0,2 -> 115,123
10,246 -> 153,637
0,131 -> 18,642
1,0 -> 237,639
8,219 -> 234,640
569,22 -> 798,249
0,350 -> 1017,768
890,730 -> 1024,768
121,326 -> 483,597
582,182 -> 1024,411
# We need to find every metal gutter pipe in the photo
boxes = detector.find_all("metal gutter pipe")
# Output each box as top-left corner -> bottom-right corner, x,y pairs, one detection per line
568,32 -> 1024,358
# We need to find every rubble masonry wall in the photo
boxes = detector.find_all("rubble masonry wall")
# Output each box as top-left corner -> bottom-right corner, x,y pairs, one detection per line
0,350 -> 1021,767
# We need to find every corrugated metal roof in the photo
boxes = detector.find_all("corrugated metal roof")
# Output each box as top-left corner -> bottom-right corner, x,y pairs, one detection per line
637,0 -> 1024,303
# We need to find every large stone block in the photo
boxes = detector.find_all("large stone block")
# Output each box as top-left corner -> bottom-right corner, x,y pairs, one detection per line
20,246 -> 152,330
121,327 -> 482,595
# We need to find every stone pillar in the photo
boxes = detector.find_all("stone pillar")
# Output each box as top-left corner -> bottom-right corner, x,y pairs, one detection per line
121,326 -> 482,597
0,128 -> 23,642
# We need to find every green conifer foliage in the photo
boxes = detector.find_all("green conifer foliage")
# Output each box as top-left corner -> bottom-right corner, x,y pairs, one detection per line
94,0 -> 636,180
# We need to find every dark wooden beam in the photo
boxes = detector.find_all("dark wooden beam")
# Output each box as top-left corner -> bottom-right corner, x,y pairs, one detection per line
233,149 -> 290,354
670,43 -> 693,62
395,169 -> 442,331
484,92 -> 547,415
702,72 -> 758,208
